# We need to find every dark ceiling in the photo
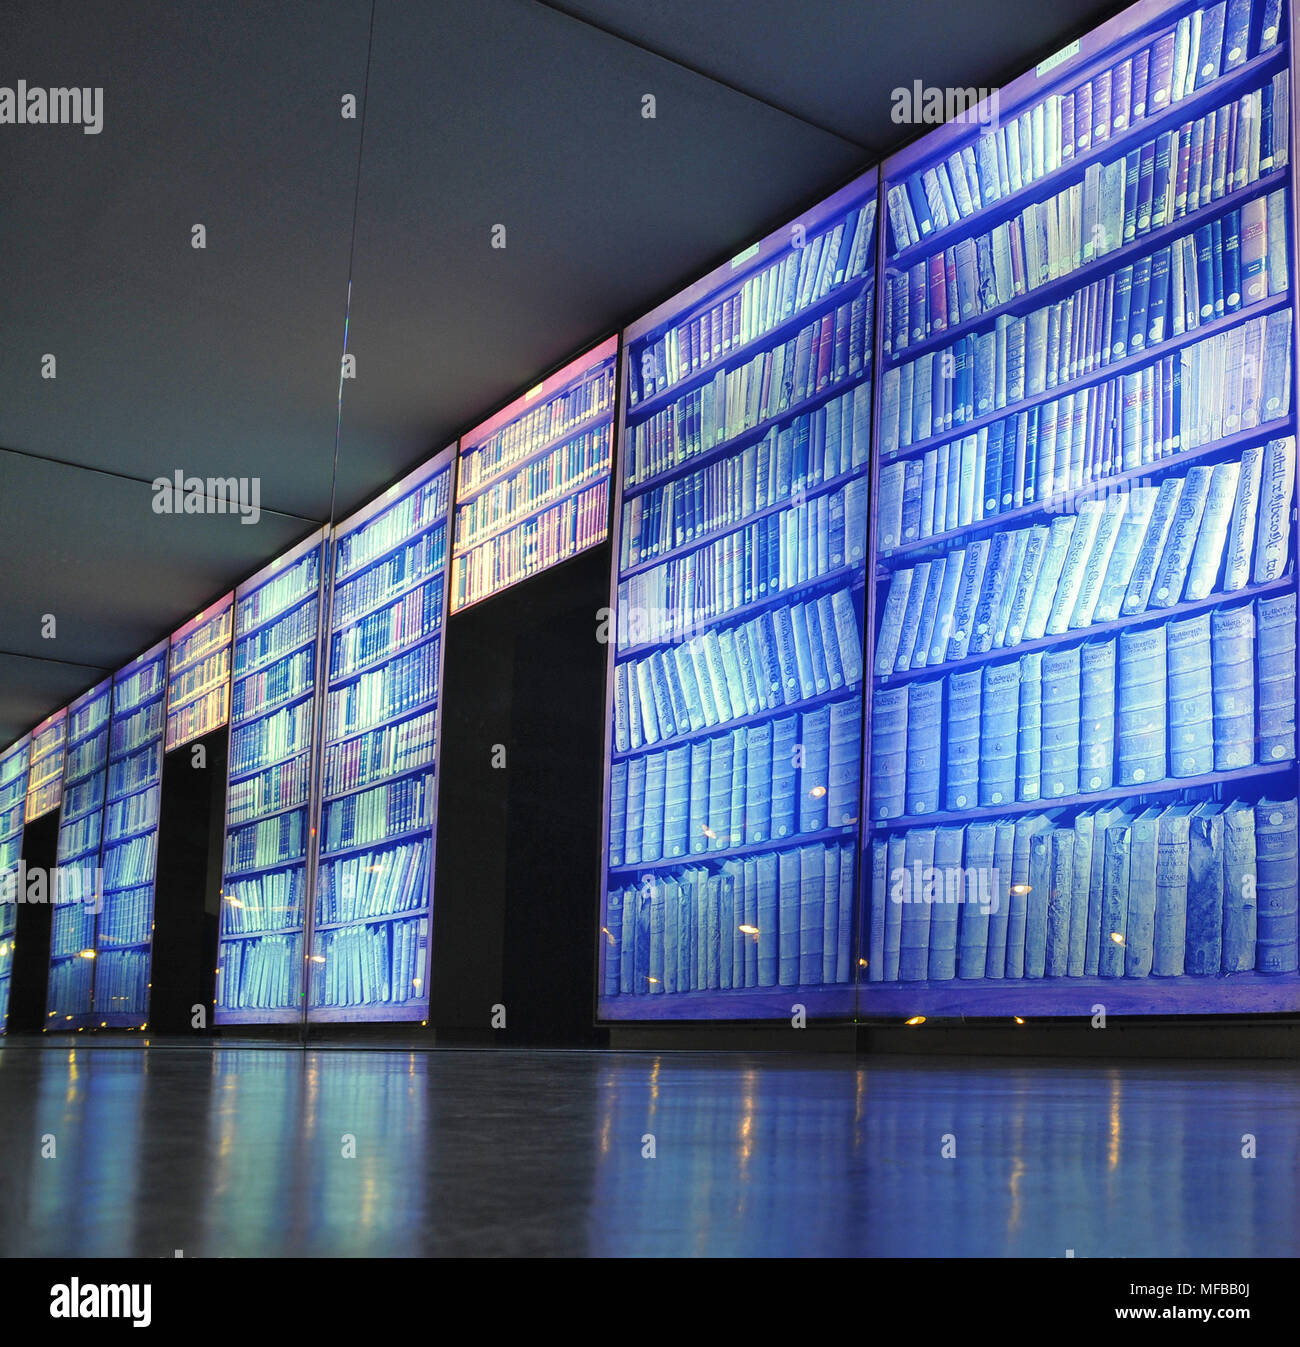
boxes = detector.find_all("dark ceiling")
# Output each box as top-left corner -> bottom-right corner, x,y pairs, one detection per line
0,0 -> 1119,743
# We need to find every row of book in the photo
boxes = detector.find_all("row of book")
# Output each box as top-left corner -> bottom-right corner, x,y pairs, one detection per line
101,835 -> 156,893
880,191 -> 1288,455
225,810 -> 307,875
236,552 -> 320,635
308,915 -> 428,1009
50,902 -> 95,959
871,592 -> 1296,818
226,755 -> 310,826
319,775 -> 432,855
330,529 -> 445,630
61,775 -> 104,823
229,700 -> 314,778
324,637 -> 441,739
627,201 -> 877,407
217,933 -> 302,1011
612,587 -> 863,754
67,692 -> 110,746
56,809 -> 102,862
621,386 -> 872,567
91,948 -> 149,1015
25,778 -> 62,824
450,479 -> 608,610
46,957 -> 94,1012
875,439 -> 1296,678
102,785 -> 159,845
112,658 -> 165,716
609,699 -> 860,867
234,596 -> 320,677
615,483 -> 868,648
109,701 -> 164,760
321,710 -> 437,799
455,425 -> 611,548
866,795 -> 1299,980
604,840 -> 857,994
64,735 -> 107,785
459,364 -> 615,493
623,301 -> 874,490
221,869 -> 304,936
327,577 -> 442,681
167,648 -> 231,708
336,474 -> 450,581
884,0 -> 1284,254
231,648 -> 314,725
97,883 -> 153,947
106,745 -> 161,799
315,840 -> 430,926
169,606 -> 232,674
165,686 -> 229,750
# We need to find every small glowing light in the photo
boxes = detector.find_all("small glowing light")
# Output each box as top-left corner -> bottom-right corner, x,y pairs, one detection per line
858,957 -> 868,968
701,825 -> 716,838
525,381 -> 545,400
808,785 -> 827,798
225,896 -> 244,908
78,949 -> 95,959
905,1015 -> 926,1026
738,924 -> 759,934
1013,1017 -> 1025,1025
647,977 -> 660,984
1011,884 -> 1032,895
311,955 -> 326,963
1109,932 -> 1125,945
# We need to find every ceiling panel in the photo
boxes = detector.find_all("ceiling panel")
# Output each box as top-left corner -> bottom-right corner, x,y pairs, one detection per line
0,0 -> 371,521
0,654 -> 114,748
331,0 -> 863,514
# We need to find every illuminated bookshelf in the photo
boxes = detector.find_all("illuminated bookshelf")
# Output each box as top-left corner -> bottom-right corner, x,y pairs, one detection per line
25,708 -> 67,823
307,449 -> 455,1022
451,338 -> 617,612
0,735 -> 30,1033
166,594 -> 234,752
216,531 -> 328,1025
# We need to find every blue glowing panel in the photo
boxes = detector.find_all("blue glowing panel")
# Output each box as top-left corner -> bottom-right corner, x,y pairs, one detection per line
307,448 -> 455,1022
452,337 -> 617,611
598,168 -> 879,1020
47,682 -> 111,1027
93,641 -> 169,1027
25,707 -> 67,824
861,0 -> 1299,1017
216,530 -> 328,1025
0,735 -> 31,1033
166,594 -> 234,752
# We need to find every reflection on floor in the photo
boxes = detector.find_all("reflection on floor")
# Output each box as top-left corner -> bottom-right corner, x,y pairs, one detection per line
0,1046 -> 1295,1256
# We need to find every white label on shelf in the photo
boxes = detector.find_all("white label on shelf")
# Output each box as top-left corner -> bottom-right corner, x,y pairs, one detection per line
1037,39 -> 1080,77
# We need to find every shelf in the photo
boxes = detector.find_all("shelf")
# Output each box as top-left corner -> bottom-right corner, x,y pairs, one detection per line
100,818 -> 160,849
310,906 -> 429,934
103,776 -> 161,810
331,564 -> 442,634
306,1001 -> 429,1024
222,852 -> 309,882
107,733 -> 163,767
867,759 -> 1295,833
884,170 -> 1290,368
164,676 -> 229,718
597,984 -> 853,1021
321,756 -> 436,805
232,629 -> 318,684
95,937 -> 153,952
622,466 -> 861,582
455,460 -> 612,555
227,743 -> 312,788
214,1006 -> 305,1025
612,680 -> 863,763
886,45 -> 1289,273
880,284 -> 1292,471
335,509 -> 447,590
629,271 -> 873,423
456,401 -> 615,506
234,586 -> 319,645
322,696 -> 440,752
450,530 -> 607,614
325,623 -> 441,692
317,821 -> 432,863
873,575 -> 1295,689
609,822 -> 858,875
230,683 -> 315,731
616,565 -> 866,659
623,364 -> 869,502
219,924 -> 305,943
225,795 -> 309,830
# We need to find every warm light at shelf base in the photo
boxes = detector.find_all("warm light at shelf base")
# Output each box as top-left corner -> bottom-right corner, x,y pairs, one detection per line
78,949 -> 95,959
1013,1017 -> 1025,1025
738,924 -> 759,934
647,977 -> 659,984
1109,932 -> 1125,945
905,1016 -> 926,1026
858,957 -> 868,967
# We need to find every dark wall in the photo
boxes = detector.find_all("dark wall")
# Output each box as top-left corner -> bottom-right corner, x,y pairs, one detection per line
432,545 -> 611,1045
10,809 -> 59,1032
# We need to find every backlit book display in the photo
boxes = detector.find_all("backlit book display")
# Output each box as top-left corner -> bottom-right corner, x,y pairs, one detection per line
307,449 -> 454,1021
863,0 -> 1300,1015
597,168 -> 879,1019
166,594 -> 234,752
47,679 -> 112,1025
216,531 -> 327,1024
451,338 -> 617,611
25,707 -> 67,822
0,736 -> 30,1033
94,640 -> 169,1026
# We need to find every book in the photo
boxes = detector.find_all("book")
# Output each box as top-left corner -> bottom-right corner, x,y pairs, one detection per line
1254,798 -> 1299,973
1117,625 -> 1167,785
1210,602 -> 1256,770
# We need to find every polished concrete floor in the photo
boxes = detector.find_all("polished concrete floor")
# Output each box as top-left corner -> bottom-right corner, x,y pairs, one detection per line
0,1045 -> 1295,1257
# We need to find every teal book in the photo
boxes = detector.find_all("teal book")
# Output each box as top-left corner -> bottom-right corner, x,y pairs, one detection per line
1044,827 -> 1076,977
1124,806 -> 1163,977
944,669 -> 982,811
1085,805 -> 1130,975
1009,813 -> 1051,978
893,562 -> 932,670
1121,476 -> 1184,614
1022,515 -> 1077,641
1016,650 -> 1043,801
992,528 -> 1031,648
978,660 -> 1020,807
727,729 -> 747,849
1044,500 -> 1104,635
1023,827 -> 1053,978
799,705 -> 832,832
663,744 -> 692,858
958,821 -> 996,978
778,850 -> 802,986
1185,801 -> 1224,975
1148,465 -> 1213,608
609,760 -> 627,868
1003,525 -> 1050,647
905,678 -> 944,816
928,825 -> 964,980
867,838 -> 888,981
868,688 -> 908,821
820,846 -> 839,985
1078,638 -> 1116,792
946,538 -> 992,661
1221,800 -> 1258,972
1069,810 -> 1096,976
1256,592 -> 1297,764
1098,821 -> 1131,978
899,827 -> 935,981
1254,797 -> 1299,973
1117,625 -> 1167,785
1253,435 -> 1296,582
911,559 -> 949,668
798,844 -> 826,984
1093,485 -> 1159,622
826,698 -> 860,827
1068,496 -> 1127,628
1183,461 -> 1241,600
1154,803 -> 1195,976
969,531 -> 1016,655
757,852 -> 779,985
1166,612 -> 1214,777
985,820 -> 1015,977
625,755 -> 646,865
882,835 -> 906,980
1222,444 -> 1263,591
1210,603 -> 1256,770
706,734 -> 733,852
1039,645 -> 1081,799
